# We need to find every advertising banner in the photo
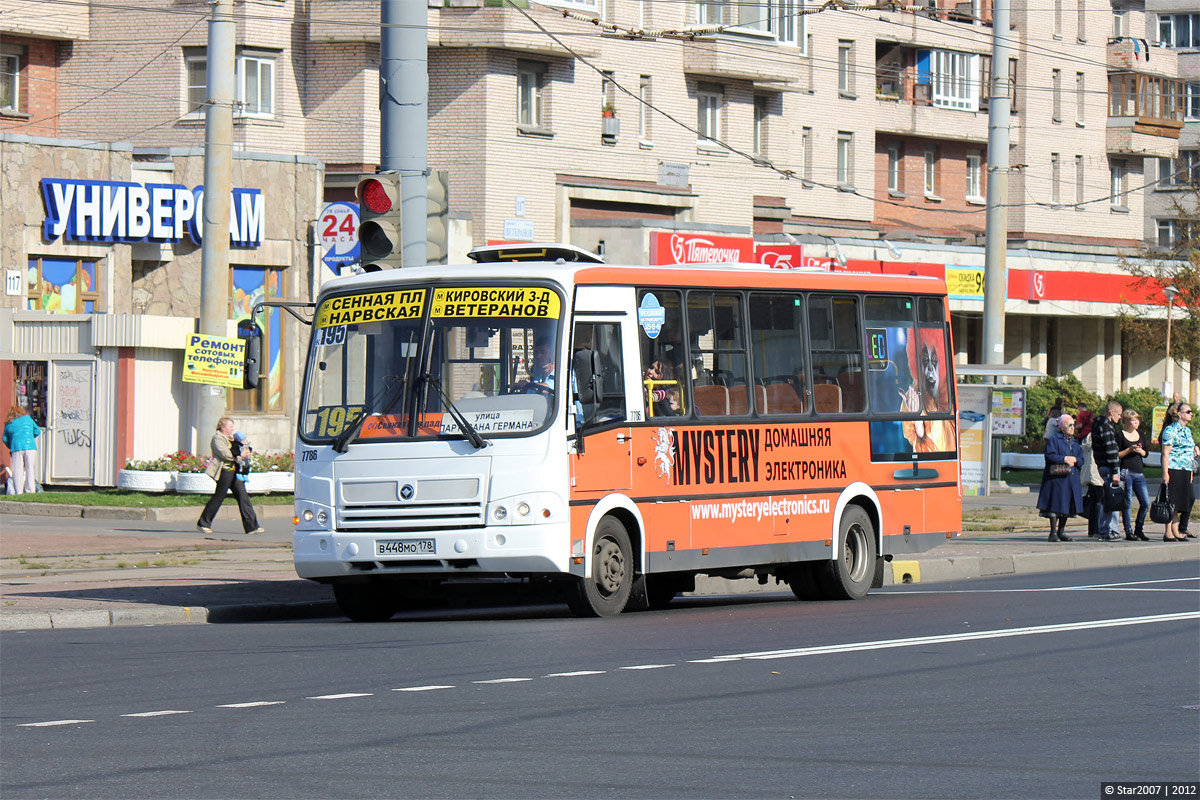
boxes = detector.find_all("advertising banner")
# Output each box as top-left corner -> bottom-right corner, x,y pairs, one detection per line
957,385 -> 991,496
753,243 -> 805,270
650,232 -> 753,265
990,387 -> 1026,436
183,333 -> 246,388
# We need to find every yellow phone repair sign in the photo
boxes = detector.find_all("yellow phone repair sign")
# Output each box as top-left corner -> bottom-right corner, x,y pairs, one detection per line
315,290 -> 426,328
183,334 -> 246,388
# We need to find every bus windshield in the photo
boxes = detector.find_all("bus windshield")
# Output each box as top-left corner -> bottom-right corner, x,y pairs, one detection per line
300,284 -> 563,444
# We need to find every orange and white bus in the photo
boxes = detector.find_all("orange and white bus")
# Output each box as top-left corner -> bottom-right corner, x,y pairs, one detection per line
290,243 -> 961,620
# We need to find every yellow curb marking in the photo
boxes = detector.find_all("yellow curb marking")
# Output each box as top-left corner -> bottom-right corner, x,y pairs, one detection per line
892,560 -> 922,584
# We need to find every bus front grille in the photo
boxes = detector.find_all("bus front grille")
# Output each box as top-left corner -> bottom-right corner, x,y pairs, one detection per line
337,502 -> 485,531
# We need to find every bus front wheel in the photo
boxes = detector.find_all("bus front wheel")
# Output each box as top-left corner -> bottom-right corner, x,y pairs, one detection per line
333,580 -> 403,622
817,506 -> 877,600
568,518 -> 633,617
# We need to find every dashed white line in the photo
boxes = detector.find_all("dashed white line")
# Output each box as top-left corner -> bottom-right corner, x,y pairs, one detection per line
307,693 -> 373,700
18,719 -> 94,727
544,670 -> 606,678
689,612 -> 1200,664
217,701 -> 286,708
473,677 -> 533,684
619,664 -> 675,671
392,685 -> 455,692
120,710 -> 193,718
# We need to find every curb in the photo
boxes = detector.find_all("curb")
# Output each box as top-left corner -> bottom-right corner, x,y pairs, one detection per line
0,502 -> 294,521
0,600 -> 340,631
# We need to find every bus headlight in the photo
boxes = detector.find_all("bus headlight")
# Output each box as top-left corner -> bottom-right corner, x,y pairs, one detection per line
317,511 -> 328,526
493,505 -> 508,521
302,509 -> 314,522
516,502 -> 530,517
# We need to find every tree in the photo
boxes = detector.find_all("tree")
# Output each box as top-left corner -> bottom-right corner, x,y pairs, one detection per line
1118,182 -> 1200,375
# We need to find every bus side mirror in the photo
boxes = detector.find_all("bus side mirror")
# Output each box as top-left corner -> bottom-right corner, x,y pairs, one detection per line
572,348 -> 600,406
238,320 -> 262,390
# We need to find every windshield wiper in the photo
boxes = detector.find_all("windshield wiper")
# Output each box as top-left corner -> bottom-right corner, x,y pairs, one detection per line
332,375 -> 405,453
421,372 -> 487,450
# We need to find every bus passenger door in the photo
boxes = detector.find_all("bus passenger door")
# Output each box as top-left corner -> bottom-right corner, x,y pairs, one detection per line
569,300 -> 635,496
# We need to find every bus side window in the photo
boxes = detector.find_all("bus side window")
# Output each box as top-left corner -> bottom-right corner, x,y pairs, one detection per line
686,291 -> 750,415
638,290 -> 685,418
808,294 -> 865,414
917,297 -> 953,413
573,321 -> 627,425
749,293 -> 808,415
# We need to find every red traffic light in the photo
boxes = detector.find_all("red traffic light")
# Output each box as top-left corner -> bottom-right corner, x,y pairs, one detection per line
358,178 -> 394,214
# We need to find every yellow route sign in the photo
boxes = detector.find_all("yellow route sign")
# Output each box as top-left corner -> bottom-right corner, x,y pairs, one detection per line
315,289 -> 426,328
431,287 -> 560,319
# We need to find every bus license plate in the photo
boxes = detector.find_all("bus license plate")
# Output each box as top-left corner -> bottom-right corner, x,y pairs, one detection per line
376,538 -> 436,557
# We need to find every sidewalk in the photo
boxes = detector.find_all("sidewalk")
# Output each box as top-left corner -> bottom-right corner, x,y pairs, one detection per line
1,494 -> 1196,630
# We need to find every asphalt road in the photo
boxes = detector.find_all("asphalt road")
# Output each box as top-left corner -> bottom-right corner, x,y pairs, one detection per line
2,563 -> 1197,800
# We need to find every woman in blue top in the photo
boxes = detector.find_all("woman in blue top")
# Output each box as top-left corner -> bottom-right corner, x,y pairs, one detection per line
1159,402 -> 1197,541
3,405 -> 42,495
1036,414 -> 1084,542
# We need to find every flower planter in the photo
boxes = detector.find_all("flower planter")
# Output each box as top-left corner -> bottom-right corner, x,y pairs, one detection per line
267,471 -> 294,493
174,472 -> 216,494
117,469 -> 176,493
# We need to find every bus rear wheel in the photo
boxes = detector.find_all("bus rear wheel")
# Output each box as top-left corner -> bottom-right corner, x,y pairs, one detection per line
817,506 -> 876,600
333,580 -> 404,622
567,518 -> 633,617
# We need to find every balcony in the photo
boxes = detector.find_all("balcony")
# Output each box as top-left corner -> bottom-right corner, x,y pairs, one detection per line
681,35 -> 800,84
874,65 -> 990,144
1,0 -> 88,40
1107,72 -> 1185,156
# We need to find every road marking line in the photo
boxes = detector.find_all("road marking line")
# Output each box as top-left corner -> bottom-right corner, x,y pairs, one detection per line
307,693 -> 373,700
544,670 -> 606,678
217,701 -> 286,708
473,677 -> 532,684
689,612 -> 1200,664
619,664 -> 675,670
392,685 -> 455,692
889,577 -> 1199,595
120,710 -> 193,718
18,719 -> 94,727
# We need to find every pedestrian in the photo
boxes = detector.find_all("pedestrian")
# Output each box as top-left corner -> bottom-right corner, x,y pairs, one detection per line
1044,398 -> 1065,440
2,405 -> 42,495
1117,408 -> 1150,541
1037,414 -> 1084,542
0,462 -> 13,495
232,432 -> 254,488
1079,423 -> 1103,537
1075,403 -> 1094,442
196,416 -> 265,535
1089,400 -> 1124,541
1159,402 -> 1197,542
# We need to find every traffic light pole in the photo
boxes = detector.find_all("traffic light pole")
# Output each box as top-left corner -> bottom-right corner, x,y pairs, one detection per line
380,0 -> 427,268
193,0 -> 235,449
982,0 -> 1011,366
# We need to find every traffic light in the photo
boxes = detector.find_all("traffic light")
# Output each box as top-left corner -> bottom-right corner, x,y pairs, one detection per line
356,172 -> 403,271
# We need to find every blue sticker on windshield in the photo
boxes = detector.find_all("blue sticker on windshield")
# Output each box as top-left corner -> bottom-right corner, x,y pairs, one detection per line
638,294 -> 665,339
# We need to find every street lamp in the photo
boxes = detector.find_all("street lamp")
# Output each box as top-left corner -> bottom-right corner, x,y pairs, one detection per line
1164,285 -> 1180,400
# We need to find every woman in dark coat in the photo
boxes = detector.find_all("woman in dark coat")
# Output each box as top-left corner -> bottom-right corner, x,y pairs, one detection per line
1037,414 -> 1084,542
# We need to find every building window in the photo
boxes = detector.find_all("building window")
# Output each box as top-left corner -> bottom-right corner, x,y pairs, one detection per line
701,0 -> 803,44
1,45 -> 21,112
776,0 -> 804,47
1051,152 -> 1061,204
924,147 -> 938,197
1075,72 -> 1085,123
517,60 -> 546,127
1075,154 -> 1085,205
229,267 -> 284,413
837,131 -> 854,188
1160,150 -> 1200,187
1158,13 -> 1200,49
1110,160 -> 1125,208
1053,0 -> 1062,37
802,126 -> 813,185
1052,69 -> 1062,123
1113,8 -> 1128,37
1187,83 -> 1200,121
639,75 -> 651,142
753,95 -> 768,157
27,257 -> 99,314
918,49 -> 981,111
237,54 -> 274,118
966,152 -> 983,200
1157,219 -> 1181,248
697,82 -> 722,146
888,142 -> 903,193
1077,0 -> 1086,41
185,50 -> 276,118
186,54 -> 207,116
697,0 -> 722,26
838,40 -> 854,97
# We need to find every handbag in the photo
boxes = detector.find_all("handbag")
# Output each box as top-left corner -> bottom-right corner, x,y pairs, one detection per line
1048,463 -> 1071,477
1103,480 -> 1127,512
1150,483 -> 1175,524
204,458 -> 221,480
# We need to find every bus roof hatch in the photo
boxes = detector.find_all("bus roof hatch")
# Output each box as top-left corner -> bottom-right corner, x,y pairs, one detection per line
467,243 -> 605,264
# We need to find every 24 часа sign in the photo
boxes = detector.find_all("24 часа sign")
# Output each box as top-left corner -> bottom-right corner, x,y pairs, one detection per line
41,178 -> 264,247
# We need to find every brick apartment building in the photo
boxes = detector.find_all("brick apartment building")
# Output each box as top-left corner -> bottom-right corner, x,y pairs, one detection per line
0,0 -> 1194,485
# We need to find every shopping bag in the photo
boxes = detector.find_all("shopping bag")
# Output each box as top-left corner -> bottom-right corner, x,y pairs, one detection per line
1149,483 -> 1174,524
1103,481 -> 1127,512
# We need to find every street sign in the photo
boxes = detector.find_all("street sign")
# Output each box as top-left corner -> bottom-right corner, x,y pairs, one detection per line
319,202 -> 360,276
